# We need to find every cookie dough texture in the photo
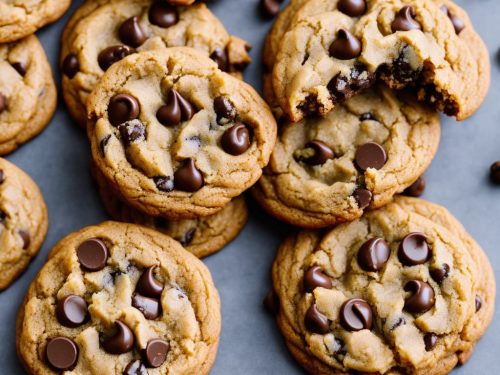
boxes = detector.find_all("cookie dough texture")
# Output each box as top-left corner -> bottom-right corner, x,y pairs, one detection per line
61,0 -> 252,126
0,35 -> 56,155
88,47 -> 276,219
17,221 -> 221,375
0,158 -> 48,290
272,197 -> 495,375
253,86 -> 440,228
0,0 -> 71,43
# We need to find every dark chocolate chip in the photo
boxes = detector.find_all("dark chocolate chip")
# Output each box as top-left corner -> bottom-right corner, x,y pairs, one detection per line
118,121 -> 146,146
76,238 -> 108,272
475,295 -> 482,312
119,16 -> 147,48
392,6 -> 422,32
355,142 -> 387,171
179,228 -> 196,246
18,229 -> 30,249
329,29 -> 362,60
359,112 -> 376,121
56,295 -> 88,328
98,45 -> 135,71
214,96 -> 236,124
62,54 -> 79,78
490,161 -> 500,184
0,93 -> 6,114
102,321 -> 135,354
132,293 -> 161,320
260,0 -> 281,18
352,188 -> 372,209
100,135 -> 111,156
357,237 -> 390,272
174,159 -> 204,192
124,360 -> 148,375
108,94 -> 140,127
430,263 -> 450,284
46,337 -> 79,371
424,333 -> 438,351
302,140 -> 334,165
304,304 -> 330,334
337,0 -> 366,17
156,89 -> 195,126
210,48 -> 229,72
263,290 -> 279,315
303,266 -> 332,293
221,124 -> 251,155
440,5 -> 465,35
403,176 -> 426,197
340,298 -> 373,331
12,62 -> 27,76
136,266 -> 164,298
148,2 -> 178,28
398,232 -> 430,266
142,339 -> 169,368
404,280 -> 435,314
153,176 -> 174,192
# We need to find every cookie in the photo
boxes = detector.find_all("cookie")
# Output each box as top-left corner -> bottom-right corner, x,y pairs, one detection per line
0,158 -> 48,290
271,196 -> 495,374
16,221 -> 221,374
92,164 -> 248,258
0,35 -> 57,155
270,0 -> 489,122
0,0 -> 71,43
87,47 -> 276,219
60,0 -> 252,127
253,85 -> 440,229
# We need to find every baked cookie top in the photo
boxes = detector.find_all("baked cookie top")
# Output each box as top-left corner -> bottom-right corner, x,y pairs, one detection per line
61,0 -> 252,126
0,158 -> 48,290
0,35 -> 56,155
253,85 -> 440,228
17,221 -> 221,375
87,47 -> 276,219
272,197 -> 495,375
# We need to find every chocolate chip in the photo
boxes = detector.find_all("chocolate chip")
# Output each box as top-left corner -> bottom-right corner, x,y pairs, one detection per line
76,238 -> 108,272
12,62 -> 27,76
304,304 -> 330,334
357,238 -> 390,272
98,45 -> 135,71
404,280 -> 435,314
62,54 -> 79,78
424,333 -> 438,351
46,337 -> 79,371
359,112 -> 376,121
210,48 -> 229,72
214,96 -> 236,124
329,29 -> 362,60
119,16 -> 147,48
392,6 -> 422,32
142,339 -> 169,368
355,142 -> 387,171
260,0 -> 281,18
119,121 -> 146,146
100,135 -> 111,156
108,94 -> 140,126
337,0 -> 366,17
302,140 -> 334,165
352,188 -> 372,209
440,5 -> 465,35
430,263 -> 450,284
398,233 -> 430,266
263,290 -> 279,315
179,228 -> 196,246
153,176 -> 174,192
221,124 -> 251,155
303,266 -> 332,293
403,176 -> 426,197
124,360 -> 148,375
156,89 -> 195,126
490,161 -> 500,184
102,321 -> 135,354
148,2 -> 178,28
0,169 -> 4,184
174,159 -> 204,192
475,295 -> 482,312
136,266 -> 164,298
18,229 -> 30,249
340,298 -> 373,331
56,295 -> 88,328
0,93 -> 6,114
132,293 -> 161,320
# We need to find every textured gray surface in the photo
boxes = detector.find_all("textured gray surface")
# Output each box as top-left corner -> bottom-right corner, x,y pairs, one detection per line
1,0 -> 499,373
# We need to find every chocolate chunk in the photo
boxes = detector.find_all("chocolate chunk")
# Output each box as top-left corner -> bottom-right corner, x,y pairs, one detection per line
384,46 -> 422,85
153,176 -> 174,192
392,6 -> 422,32
46,337 -> 79,371
302,140 -> 334,165
108,94 -> 140,126
404,280 -> 435,314
0,93 -> 6,114
100,134 -> 111,156
214,96 -> 236,124
102,321 -> 135,354
157,89 -> 195,126
132,293 -> 161,320
352,188 -> 372,209
18,229 -> 30,249
329,29 -> 362,60
98,45 -> 135,71
475,295 -> 482,312
357,238 -> 390,272
337,0 -> 366,17
260,0 -> 281,18
424,333 -> 438,351
430,263 -> 450,284
359,112 -> 376,121
56,295 -> 88,328
174,159 -> 204,192
142,339 -> 169,368
124,360 -> 148,375
12,62 -> 27,76
210,48 -> 229,72
76,238 -> 108,272
179,228 -> 196,246
441,5 -> 465,35
304,304 -> 330,334
303,266 -> 332,293
355,142 -> 387,171
340,298 -> 373,331
148,2 -> 178,28
398,232 -> 430,266
263,290 -> 280,314
136,266 -> 164,298
221,124 -> 251,155
62,54 -> 79,78
119,121 -> 146,146
490,161 -> 500,184
403,176 -> 426,197
119,16 -> 147,48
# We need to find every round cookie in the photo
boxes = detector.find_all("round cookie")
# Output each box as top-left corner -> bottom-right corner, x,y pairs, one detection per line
0,158 -> 48,290
253,85 -> 440,229
60,0 -> 252,127
17,221 -> 221,374
0,0 -> 71,43
0,35 -> 56,155
92,164 -> 248,258
87,47 -> 276,220
271,196 -> 495,375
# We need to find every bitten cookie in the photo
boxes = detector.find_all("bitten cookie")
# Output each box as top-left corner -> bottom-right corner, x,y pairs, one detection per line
271,196 -> 495,375
60,0 -> 252,126
92,164 -> 248,258
16,221 -> 221,374
0,35 -> 56,155
253,85 -> 440,229
87,47 -> 276,219
0,158 -> 48,290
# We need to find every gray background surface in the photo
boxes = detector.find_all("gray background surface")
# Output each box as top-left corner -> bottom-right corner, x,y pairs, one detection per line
1,0 -> 499,373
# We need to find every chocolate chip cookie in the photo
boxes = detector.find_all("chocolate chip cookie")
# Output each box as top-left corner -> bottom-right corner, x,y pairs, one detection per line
92,164 -> 248,258
87,47 -> 276,219
61,0 -> 252,127
0,35 -> 56,155
0,158 -> 48,290
253,85 -> 440,229
17,221 -> 221,374
271,196 -> 495,374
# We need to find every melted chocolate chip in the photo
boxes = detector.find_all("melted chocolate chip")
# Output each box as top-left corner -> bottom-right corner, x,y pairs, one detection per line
56,295 -> 88,328
441,5 -> 465,35
403,176 -> 426,197
100,134 -> 112,156
404,280 -> 435,314
260,0 -> 281,18
153,176 -> 174,192
77,238 -> 108,271
302,140 -> 334,165
430,263 -> 450,284
102,321 -> 135,354
392,6 -> 422,32
214,96 -> 236,124
62,54 -> 79,78
475,295 -> 482,312
210,48 -> 229,72
329,29 -> 362,60
12,62 -> 27,76
174,159 -> 204,192
357,238 -> 390,272
337,0 -> 366,17
303,266 -> 332,293
0,93 -> 6,114
352,187 -> 372,209
136,266 -> 164,298
304,304 -> 330,334
46,337 -> 79,371
156,89 -> 195,126
221,124 -> 251,155
340,298 -> 373,331
18,229 -> 30,249
124,360 -> 148,375
132,293 -> 161,320
118,121 -> 146,146
179,228 -> 196,246
119,16 -> 147,48
490,161 -> 500,185
108,94 -> 140,126
263,290 -> 280,315
98,45 -> 135,71
424,333 -> 438,351
355,142 -> 387,171
148,2 -> 178,28
142,339 -> 169,368
398,233 -> 430,266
